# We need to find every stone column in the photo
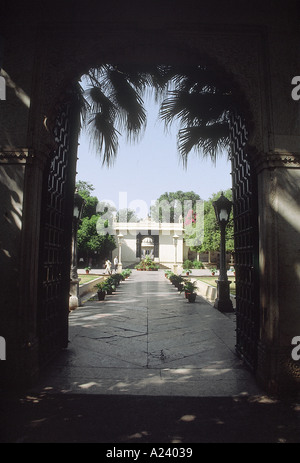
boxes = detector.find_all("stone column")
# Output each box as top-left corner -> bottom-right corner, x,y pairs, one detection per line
0,149 -> 49,387
255,153 -> 300,395
69,217 -> 81,310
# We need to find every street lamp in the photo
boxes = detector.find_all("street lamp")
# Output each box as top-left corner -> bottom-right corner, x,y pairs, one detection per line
69,191 -> 85,310
213,192 -> 234,313
117,233 -> 124,272
173,233 -> 179,274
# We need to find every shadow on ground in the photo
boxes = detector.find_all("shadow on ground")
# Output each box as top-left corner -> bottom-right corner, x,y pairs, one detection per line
1,392 -> 299,443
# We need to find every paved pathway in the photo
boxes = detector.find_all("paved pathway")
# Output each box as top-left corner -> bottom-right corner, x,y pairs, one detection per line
3,271 -> 300,443
34,270 -> 262,397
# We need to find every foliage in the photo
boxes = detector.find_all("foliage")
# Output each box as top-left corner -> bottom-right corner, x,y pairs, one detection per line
183,259 -> 193,269
158,63 -> 245,165
81,64 -> 171,165
169,274 -> 184,286
76,181 -> 117,261
121,269 -> 132,278
185,188 -> 234,253
183,280 -> 198,294
95,281 -> 107,292
76,180 -> 99,219
192,260 -> 204,269
151,190 -> 201,223
164,270 -> 173,279
116,208 -> 139,223
135,257 -> 159,270
110,273 -> 123,285
77,214 -> 115,257
80,62 -> 246,167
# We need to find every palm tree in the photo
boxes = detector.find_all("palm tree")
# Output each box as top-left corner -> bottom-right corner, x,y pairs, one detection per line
158,63 -> 245,166
81,62 -> 246,167
81,64 -> 170,166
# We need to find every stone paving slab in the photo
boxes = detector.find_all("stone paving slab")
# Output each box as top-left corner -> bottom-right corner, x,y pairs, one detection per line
32,270 -> 263,397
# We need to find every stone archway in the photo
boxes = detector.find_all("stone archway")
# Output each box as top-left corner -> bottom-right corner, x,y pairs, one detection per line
1,1 -> 299,395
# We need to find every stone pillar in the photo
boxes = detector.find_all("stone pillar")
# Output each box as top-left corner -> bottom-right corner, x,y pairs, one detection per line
0,149 -> 48,387
69,217 -> 81,310
255,153 -> 300,395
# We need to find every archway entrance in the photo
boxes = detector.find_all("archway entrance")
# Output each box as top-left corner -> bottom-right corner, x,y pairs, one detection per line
37,59 -> 259,379
1,3 -> 299,396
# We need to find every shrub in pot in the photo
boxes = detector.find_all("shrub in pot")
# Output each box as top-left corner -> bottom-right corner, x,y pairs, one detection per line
121,269 -> 131,279
183,280 -> 198,302
95,281 -> 106,300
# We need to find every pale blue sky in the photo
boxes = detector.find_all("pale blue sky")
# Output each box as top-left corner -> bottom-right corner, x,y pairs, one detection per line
76,98 -> 232,218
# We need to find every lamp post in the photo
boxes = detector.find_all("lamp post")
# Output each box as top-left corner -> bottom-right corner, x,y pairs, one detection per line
173,233 -> 179,274
69,191 -> 85,310
213,192 -> 234,313
117,233 -> 124,272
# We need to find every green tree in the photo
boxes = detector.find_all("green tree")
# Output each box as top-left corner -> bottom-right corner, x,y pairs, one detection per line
151,190 -> 201,223
76,180 -> 98,218
77,215 -> 116,261
116,208 -> 139,223
186,189 -> 234,255
76,181 -> 117,263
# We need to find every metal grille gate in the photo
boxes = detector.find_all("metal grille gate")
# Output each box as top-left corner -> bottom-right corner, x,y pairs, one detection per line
38,93 -> 79,367
230,113 -> 260,371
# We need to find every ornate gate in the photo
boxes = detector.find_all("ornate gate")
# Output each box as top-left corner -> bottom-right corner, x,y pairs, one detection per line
230,114 -> 260,371
38,91 -> 80,367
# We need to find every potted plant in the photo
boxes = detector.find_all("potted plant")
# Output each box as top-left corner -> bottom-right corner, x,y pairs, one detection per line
211,267 -> 217,276
135,257 -> 159,271
176,275 -> 185,291
107,276 -> 116,291
183,280 -> 198,302
102,279 -> 113,295
111,273 -> 122,286
169,274 -> 180,287
166,271 -> 175,281
85,266 -> 91,274
95,281 -> 106,300
121,269 -> 131,279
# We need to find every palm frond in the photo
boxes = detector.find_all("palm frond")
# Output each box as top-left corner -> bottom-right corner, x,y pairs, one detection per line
103,67 -> 147,142
81,62 -> 244,167
178,122 -> 230,167
160,90 -> 236,127
87,112 -> 120,166
85,86 -> 117,120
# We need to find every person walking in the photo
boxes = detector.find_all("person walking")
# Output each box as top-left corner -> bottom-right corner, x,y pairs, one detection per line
105,259 -> 112,275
